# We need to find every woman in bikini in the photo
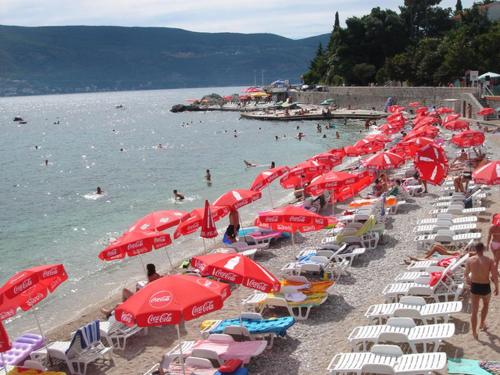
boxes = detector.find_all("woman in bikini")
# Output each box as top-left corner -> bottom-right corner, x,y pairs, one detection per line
487,214 -> 500,274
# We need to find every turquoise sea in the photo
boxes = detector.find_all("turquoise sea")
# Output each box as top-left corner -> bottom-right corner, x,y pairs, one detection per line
0,87 -> 366,335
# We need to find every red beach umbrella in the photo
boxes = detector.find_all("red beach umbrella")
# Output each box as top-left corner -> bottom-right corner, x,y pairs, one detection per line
213,189 -> 262,211
328,148 -> 347,159
472,161 -> 500,185
362,151 -> 405,171
387,112 -> 405,123
191,253 -> 280,293
245,87 -> 262,93
115,275 -> 230,327
451,130 -> 485,148
310,152 -> 343,168
365,134 -> 392,144
0,264 -> 68,320
200,200 -> 218,239
334,172 -> 376,202
414,144 -> 448,185
388,105 -> 405,113
174,205 -> 229,239
416,107 -> 428,116
250,166 -> 290,192
344,145 -> 361,157
401,137 -> 436,156
405,126 -> 439,140
305,170 -> 358,196
437,107 -> 454,114
409,102 -> 421,108
389,144 -> 409,160
131,210 -> 190,232
115,275 -> 231,374
279,161 -> 329,189
0,264 -> 68,338
99,229 -> 172,261
478,108 -> 495,116
443,119 -> 470,131
379,122 -> 403,135
443,114 -> 460,124
257,205 -> 336,234
351,139 -> 385,155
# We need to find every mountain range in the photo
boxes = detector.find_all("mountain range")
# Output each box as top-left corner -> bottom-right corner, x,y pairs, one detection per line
0,25 -> 329,96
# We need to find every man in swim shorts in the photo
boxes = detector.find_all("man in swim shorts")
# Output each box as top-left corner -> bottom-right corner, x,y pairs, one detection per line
464,242 -> 498,339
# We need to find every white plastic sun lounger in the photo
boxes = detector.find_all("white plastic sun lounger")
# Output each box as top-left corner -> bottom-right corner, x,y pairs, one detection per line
297,246 -> 366,267
413,223 -> 477,235
241,291 -> 328,320
415,230 -> 481,250
383,255 -> 468,302
365,296 -> 462,324
430,206 -> 487,216
100,315 -> 146,350
327,344 -> 447,375
348,317 -> 455,353
417,215 -> 477,225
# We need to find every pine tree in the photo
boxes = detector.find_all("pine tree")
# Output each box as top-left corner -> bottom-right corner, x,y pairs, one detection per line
455,0 -> 463,14
334,11 -> 340,31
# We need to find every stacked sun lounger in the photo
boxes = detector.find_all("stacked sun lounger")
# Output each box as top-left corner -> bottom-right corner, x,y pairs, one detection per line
0,333 -> 44,367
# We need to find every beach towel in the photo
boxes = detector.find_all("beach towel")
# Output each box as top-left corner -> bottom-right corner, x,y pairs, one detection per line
448,358 -> 491,375
203,317 -> 295,337
281,279 -> 334,294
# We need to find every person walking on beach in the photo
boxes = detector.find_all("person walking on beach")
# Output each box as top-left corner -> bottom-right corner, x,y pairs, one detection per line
487,215 -> 500,274
173,189 -> 185,201
205,169 -> 212,185
464,242 -> 498,339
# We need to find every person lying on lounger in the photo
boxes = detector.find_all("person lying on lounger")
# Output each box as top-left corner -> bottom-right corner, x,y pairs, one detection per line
404,242 -> 473,263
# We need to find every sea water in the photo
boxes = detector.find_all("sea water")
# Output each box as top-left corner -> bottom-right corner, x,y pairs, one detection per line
0,87 -> 366,335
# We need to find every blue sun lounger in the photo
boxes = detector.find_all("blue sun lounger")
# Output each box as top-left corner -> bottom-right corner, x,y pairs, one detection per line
201,314 -> 295,348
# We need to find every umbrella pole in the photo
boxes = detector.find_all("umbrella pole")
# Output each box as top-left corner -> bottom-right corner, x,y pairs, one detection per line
33,310 -> 45,340
176,324 -> 186,375
291,232 -> 296,252
202,238 -> 207,253
164,249 -> 174,274
267,185 -> 274,208
138,253 -> 147,275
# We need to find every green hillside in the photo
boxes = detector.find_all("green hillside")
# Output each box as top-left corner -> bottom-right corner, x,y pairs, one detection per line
0,25 -> 329,95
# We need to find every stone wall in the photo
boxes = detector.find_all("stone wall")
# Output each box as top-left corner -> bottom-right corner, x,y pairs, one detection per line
290,86 -> 478,111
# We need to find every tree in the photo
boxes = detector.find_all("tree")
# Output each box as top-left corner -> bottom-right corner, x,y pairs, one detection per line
302,43 -> 327,84
455,0 -> 463,14
334,12 -> 340,30
351,63 -> 377,85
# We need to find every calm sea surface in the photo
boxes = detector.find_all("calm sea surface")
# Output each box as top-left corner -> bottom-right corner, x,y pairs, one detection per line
0,87 -> 366,335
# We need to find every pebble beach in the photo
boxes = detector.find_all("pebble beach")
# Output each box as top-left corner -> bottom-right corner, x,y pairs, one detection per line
36,123 -> 500,374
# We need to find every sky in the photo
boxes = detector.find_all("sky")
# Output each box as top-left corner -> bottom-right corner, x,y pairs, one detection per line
0,0 -> 477,39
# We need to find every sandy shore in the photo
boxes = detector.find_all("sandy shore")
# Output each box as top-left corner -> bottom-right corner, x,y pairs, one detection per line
41,132 -> 500,374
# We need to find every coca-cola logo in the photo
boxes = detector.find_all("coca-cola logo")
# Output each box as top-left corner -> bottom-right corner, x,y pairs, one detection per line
187,223 -> 200,231
13,278 -> 34,295
289,215 -> 307,223
147,313 -> 173,325
0,309 -> 15,320
149,291 -> 172,308
106,248 -> 119,257
246,279 -> 268,291
120,312 -> 134,325
127,240 -> 144,251
191,300 -> 215,316
301,225 -> 315,232
26,292 -> 44,307
193,259 -> 206,271
263,216 -> 279,223
42,267 -> 59,278
213,269 -> 237,282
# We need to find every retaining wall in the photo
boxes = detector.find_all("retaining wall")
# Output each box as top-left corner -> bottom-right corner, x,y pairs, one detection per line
290,86 -> 478,111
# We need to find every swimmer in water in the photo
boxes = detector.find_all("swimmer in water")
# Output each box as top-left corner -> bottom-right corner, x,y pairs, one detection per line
158,144 -> 163,149
35,145 -> 38,150
275,135 -> 279,141
271,161 -> 276,168
45,159 -> 49,166
96,186 -> 103,195
173,189 -> 185,201
205,169 -> 212,185
244,160 -> 257,168
336,131 -> 340,139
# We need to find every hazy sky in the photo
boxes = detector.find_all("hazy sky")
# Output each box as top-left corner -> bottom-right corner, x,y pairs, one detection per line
0,0 -> 476,39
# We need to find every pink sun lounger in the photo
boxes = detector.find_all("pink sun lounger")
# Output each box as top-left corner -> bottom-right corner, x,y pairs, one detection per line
192,334 -> 267,364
